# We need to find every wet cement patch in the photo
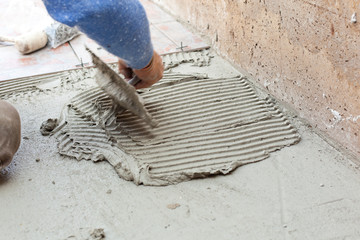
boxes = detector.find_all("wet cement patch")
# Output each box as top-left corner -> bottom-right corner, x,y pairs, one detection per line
0,49 -> 300,186
53,73 -> 300,185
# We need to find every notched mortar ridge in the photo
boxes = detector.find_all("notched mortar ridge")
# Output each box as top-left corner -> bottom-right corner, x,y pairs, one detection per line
46,72 -> 300,185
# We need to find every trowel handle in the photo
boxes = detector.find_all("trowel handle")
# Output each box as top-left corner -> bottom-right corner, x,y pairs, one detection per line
128,76 -> 141,86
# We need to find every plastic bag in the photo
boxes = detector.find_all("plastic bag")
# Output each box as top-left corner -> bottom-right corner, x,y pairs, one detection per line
45,21 -> 80,48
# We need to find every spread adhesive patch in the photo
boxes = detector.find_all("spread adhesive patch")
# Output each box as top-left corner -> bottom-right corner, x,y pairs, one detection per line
53,73 -> 300,186
0,50 -> 300,186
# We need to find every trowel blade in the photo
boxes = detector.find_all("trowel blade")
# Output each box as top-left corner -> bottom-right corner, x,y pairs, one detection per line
86,47 -> 158,128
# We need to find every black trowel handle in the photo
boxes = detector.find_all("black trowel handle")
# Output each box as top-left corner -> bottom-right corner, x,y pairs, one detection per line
128,76 -> 141,86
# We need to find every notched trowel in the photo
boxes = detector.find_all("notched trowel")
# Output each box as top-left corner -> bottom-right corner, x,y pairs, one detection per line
86,47 -> 158,128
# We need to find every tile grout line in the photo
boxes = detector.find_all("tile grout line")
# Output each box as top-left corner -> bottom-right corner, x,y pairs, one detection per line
149,19 -> 176,25
151,23 -> 181,49
68,41 -> 83,66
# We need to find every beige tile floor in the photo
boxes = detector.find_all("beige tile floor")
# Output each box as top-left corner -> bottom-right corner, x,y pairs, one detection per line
0,0 -> 208,81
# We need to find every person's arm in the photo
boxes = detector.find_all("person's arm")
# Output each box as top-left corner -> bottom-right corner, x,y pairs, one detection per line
43,0 -> 163,88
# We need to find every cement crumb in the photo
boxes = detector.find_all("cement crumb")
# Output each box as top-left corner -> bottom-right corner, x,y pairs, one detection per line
167,203 -> 181,210
89,228 -> 105,240
40,118 -> 58,136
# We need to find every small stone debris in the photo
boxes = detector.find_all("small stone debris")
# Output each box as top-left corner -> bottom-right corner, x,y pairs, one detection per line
89,228 -> 105,240
167,203 -> 181,210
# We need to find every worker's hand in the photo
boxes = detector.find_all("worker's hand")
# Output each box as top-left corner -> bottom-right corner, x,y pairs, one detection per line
118,51 -> 164,89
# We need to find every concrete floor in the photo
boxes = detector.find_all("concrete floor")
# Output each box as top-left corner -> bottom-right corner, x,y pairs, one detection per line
1,1 -> 360,240
1,54 -> 360,240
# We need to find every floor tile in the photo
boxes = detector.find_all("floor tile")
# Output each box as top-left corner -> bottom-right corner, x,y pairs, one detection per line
69,34 -> 118,66
0,0 -> 52,38
0,0 -> 78,80
154,21 -> 209,51
150,26 -> 179,54
0,0 -> 208,81
140,0 -> 174,24
0,43 -> 80,81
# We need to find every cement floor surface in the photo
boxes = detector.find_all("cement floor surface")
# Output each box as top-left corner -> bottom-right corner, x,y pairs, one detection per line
1,55 -> 360,240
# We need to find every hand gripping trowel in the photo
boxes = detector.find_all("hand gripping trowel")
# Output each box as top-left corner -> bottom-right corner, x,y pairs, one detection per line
86,47 -> 158,128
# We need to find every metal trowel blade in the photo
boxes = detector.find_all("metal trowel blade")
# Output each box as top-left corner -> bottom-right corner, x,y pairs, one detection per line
86,47 -> 158,128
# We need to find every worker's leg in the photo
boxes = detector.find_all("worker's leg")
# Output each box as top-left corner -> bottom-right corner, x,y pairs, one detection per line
0,100 -> 21,170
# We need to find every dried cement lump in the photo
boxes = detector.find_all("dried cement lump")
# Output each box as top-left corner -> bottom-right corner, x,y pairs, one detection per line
53,74 -> 300,185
